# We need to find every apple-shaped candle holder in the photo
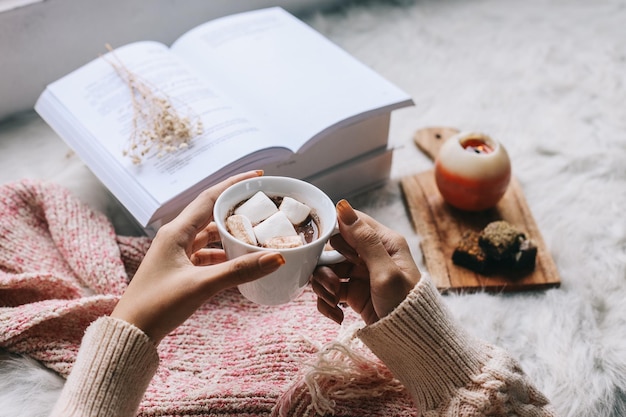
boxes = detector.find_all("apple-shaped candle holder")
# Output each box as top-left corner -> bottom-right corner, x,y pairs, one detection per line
434,132 -> 511,211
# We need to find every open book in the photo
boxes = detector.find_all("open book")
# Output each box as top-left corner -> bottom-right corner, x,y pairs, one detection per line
35,7 -> 413,230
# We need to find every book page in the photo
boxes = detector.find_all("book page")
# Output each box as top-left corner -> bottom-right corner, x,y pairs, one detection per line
171,7 -> 412,153
45,41 -> 282,204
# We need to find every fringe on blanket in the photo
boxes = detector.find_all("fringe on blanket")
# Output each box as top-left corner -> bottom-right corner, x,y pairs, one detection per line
273,322 -> 410,417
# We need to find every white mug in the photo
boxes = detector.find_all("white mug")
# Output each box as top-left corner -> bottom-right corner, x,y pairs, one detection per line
214,176 -> 345,305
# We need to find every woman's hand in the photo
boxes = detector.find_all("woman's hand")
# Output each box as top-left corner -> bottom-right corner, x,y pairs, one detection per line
311,200 -> 420,325
111,171 -> 285,344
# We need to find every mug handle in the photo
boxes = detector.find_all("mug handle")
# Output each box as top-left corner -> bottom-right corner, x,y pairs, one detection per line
318,249 -> 345,265
317,226 -> 345,265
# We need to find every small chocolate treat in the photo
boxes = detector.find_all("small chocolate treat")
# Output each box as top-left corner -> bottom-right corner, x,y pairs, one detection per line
453,221 -> 537,276
452,230 -> 489,273
510,239 -> 538,271
479,220 -> 526,260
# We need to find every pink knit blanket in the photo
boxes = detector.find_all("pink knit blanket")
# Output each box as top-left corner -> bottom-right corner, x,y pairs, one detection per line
0,180 -> 416,416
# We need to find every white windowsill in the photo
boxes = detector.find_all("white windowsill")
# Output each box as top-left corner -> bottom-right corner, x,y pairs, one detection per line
0,0 -> 43,13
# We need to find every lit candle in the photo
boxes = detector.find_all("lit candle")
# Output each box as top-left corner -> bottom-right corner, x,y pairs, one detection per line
462,138 -> 494,154
434,132 -> 511,211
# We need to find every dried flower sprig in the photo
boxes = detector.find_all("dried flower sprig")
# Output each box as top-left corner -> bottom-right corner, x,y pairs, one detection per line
102,44 -> 203,165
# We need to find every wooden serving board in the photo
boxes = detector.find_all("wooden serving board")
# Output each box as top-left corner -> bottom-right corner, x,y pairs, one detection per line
401,127 -> 561,293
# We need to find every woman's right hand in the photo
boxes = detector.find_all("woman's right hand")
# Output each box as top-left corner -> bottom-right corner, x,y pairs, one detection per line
111,171 -> 285,344
311,200 -> 421,326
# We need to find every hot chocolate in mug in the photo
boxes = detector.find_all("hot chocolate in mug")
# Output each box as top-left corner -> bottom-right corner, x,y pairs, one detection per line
214,176 -> 344,305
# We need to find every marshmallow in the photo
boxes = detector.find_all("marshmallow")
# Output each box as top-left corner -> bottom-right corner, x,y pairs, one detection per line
226,214 -> 257,246
279,196 -> 311,225
253,211 -> 297,245
264,235 -> 305,249
234,191 -> 278,225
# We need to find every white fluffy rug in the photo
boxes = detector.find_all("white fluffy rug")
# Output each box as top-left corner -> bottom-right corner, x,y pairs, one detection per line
1,0 -> 626,416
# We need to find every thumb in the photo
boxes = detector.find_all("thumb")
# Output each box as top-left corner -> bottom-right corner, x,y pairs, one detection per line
202,251 -> 285,294
335,200 -> 397,277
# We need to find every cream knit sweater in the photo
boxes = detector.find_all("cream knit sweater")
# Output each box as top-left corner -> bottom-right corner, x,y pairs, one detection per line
49,275 -> 556,417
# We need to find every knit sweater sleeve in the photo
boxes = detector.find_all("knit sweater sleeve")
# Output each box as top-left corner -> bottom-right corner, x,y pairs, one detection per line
357,274 -> 557,416
49,316 -> 160,417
